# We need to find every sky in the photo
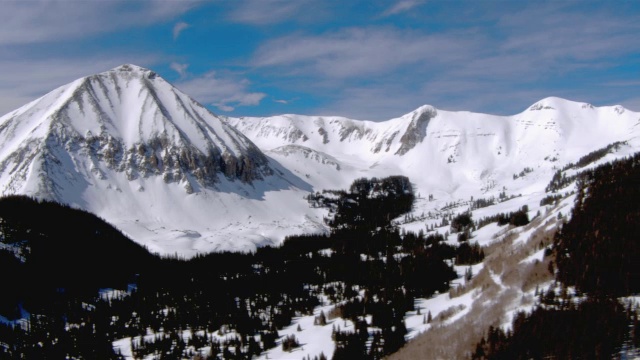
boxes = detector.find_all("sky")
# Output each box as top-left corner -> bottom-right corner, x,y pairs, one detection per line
0,0 -> 639,121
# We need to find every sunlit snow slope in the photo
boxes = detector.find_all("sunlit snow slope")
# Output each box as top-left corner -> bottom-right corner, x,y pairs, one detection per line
1,64 -> 639,257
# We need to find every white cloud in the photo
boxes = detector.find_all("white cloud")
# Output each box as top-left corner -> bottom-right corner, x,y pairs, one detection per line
381,0 -> 424,17
253,27 -> 479,79
217,104 -> 235,112
312,81 -> 560,120
170,62 -> 189,78
175,71 -> 266,113
226,0 -> 323,25
173,22 -> 191,40
274,99 -> 288,104
311,86 -> 423,120
253,11 -> 640,84
0,0 -> 199,45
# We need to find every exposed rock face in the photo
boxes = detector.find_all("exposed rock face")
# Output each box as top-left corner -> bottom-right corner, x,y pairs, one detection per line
338,120 -> 372,142
371,130 -> 399,154
77,131 -> 269,187
395,106 -> 437,155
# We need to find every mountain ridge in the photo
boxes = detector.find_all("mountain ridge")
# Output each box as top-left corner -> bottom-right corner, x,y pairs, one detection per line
1,64 -> 639,256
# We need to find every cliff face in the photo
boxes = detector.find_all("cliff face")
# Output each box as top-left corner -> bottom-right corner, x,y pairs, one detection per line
395,106 -> 436,155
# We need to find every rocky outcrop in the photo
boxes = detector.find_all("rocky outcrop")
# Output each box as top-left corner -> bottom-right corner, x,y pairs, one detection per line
395,106 -> 437,155
55,127 -> 271,190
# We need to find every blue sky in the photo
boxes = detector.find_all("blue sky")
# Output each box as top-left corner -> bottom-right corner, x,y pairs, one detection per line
0,0 -> 639,120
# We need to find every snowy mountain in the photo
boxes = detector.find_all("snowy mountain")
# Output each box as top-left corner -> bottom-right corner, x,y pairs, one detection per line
1,64 -> 640,257
0,64 -> 271,195
0,65 -> 321,256
227,98 -> 640,204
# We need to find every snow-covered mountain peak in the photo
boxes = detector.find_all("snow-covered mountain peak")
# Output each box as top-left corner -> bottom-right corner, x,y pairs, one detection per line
99,63 -> 156,80
111,63 -> 151,73
400,104 -> 437,118
525,97 -> 631,116
528,96 -> 565,111
0,64 -> 274,200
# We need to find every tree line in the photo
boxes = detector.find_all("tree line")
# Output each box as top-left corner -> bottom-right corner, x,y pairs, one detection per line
0,175 -> 469,359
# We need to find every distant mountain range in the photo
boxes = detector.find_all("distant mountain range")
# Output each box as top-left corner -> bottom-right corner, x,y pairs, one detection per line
1,64 -> 638,256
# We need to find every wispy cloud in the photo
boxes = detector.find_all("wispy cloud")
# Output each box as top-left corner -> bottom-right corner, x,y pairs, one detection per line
170,62 -> 189,78
311,86 -> 424,120
173,22 -> 191,40
253,27 -> 479,79
227,0 -> 334,26
497,7 -> 640,64
226,0 -> 310,25
381,0 -> 424,17
176,71 -> 266,113
0,0 -> 198,45
603,80 -> 640,87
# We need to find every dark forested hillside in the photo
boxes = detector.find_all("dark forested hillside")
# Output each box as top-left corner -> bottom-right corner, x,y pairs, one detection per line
554,153 -> 640,296
310,175 -> 414,231
0,176 -> 460,359
472,154 -> 640,360
0,196 -> 158,311
472,299 -> 632,360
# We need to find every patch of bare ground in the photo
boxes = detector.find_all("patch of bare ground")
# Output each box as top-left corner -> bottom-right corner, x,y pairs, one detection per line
388,207 -> 562,360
